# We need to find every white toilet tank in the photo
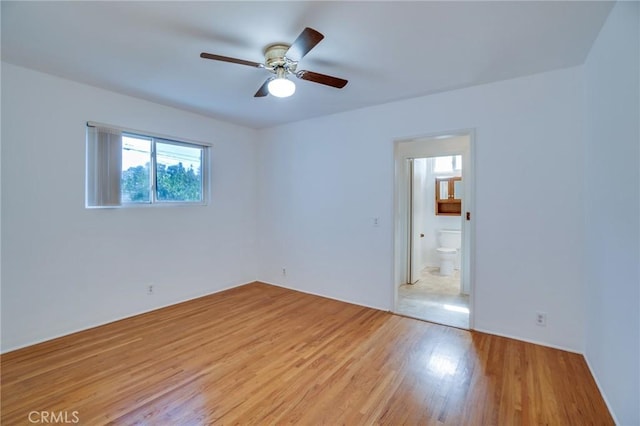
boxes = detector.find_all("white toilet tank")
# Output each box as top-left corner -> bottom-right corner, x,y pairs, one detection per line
438,229 -> 461,249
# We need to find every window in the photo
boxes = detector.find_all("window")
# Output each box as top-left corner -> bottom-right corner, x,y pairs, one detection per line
86,124 -> 208,207
433,155 -> 462,173
121,134 -> 204,204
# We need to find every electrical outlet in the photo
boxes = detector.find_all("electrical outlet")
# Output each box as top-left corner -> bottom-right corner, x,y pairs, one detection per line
282,268 -> 287,276
536,311 -> 547,327
147,285 -> 154,295
372,217 -> 380,227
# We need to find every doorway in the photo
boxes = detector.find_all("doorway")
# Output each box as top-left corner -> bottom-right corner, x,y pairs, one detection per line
393,132 -> 474,329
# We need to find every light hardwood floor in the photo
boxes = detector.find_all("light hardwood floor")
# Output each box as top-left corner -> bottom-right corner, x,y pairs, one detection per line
1,282 -> 613,425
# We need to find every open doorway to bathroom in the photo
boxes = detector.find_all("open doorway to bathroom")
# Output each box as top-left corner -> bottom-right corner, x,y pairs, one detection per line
397,156 -> 469,328
393,133 -> 473,330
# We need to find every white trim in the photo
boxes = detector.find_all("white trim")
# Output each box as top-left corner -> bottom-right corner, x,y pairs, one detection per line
473,327 -> 582,354
0,280 -> 247,354
86,202 -> 208,209
584,354 -> 619,425
86,121 -> 213,147
259,280 -> 389,312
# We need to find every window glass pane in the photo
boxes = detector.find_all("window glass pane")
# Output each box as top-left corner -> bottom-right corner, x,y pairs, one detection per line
121,135 -> 151,203
156,141 -> 203,202
434,155 -> 454,173
433,155 -> 463,173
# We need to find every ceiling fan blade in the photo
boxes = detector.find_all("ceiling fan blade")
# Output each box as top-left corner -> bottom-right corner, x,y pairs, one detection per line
285,27 -> 324,62
296,70 -> 348,89
200,52 -> 263,68
254,79 -> 270,97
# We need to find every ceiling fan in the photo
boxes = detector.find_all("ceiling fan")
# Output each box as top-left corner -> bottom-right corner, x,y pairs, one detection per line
200,27 -> 348,98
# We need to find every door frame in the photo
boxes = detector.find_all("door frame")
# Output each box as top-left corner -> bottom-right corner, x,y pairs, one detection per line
392,130 -> 476,329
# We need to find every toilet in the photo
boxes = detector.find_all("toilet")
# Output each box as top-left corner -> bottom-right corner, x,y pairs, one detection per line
437,229 -> 461,276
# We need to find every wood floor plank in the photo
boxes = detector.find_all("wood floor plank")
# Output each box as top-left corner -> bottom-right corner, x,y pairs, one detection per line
1,282 -> 613,425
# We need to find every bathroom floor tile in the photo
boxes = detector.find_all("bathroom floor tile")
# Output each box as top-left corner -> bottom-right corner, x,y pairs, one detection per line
396,267 -> 469,329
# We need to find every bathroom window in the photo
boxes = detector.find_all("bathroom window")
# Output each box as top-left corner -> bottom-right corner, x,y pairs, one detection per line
433,155 -> 462,173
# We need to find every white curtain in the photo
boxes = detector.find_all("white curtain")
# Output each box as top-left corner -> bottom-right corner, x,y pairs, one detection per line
86,125 -> 122,207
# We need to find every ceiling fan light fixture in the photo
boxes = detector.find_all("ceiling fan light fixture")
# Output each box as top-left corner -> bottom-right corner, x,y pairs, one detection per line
267,76 -> 296,98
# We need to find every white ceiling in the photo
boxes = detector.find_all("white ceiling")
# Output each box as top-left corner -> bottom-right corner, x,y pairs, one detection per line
1,1 -> 613,129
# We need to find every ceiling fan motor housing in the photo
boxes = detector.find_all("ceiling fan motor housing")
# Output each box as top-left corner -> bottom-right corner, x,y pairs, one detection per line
264,44 -> 296,72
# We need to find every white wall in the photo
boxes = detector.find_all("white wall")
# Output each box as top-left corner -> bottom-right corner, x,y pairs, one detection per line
583,2 -> 640,425
257,66 -> 586,351
1,63 -> 259,352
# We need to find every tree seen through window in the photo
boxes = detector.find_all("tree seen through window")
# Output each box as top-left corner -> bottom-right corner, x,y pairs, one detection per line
121,134 -> 203,203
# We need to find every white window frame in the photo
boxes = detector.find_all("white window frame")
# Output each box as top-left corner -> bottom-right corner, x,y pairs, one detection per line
86,122 -> 211,208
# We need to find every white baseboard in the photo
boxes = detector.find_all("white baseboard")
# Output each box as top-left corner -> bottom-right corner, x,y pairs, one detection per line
583,354 -> 619,425
1,280 -> 249,354
257,280 -> 390,313
472,327 -> 582,354
260,281 -> 584,356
